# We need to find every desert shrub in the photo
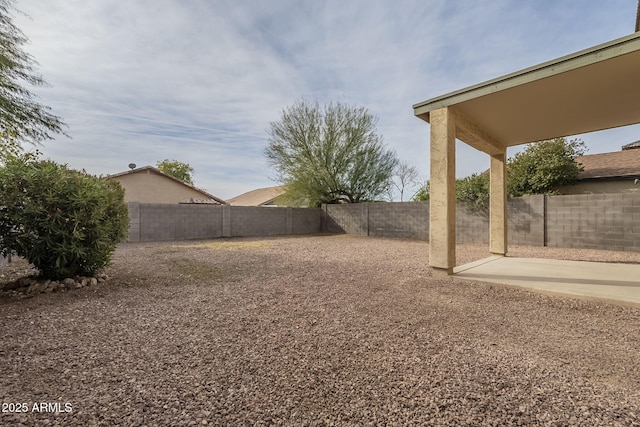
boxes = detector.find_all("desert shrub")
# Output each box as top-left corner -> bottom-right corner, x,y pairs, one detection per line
0,157 -> 129,279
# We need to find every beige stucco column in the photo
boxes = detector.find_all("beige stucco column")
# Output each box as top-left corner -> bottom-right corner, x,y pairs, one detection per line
429,107 -> 456,274
489,150 -> 507,255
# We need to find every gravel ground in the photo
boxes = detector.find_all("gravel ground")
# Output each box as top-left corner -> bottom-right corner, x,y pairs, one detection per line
1,234 -> 640,426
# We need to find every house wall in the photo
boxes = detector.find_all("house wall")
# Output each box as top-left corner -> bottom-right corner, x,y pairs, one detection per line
113,170 -> 209,203
127,203 -> 322,242
558,180 -> 640,194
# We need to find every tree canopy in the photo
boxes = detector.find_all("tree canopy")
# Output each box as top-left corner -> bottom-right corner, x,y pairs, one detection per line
0,0 -> 66,159
412,180 -> 430,201
411,137 -> 586,209
156,159 -> 195,185
456,173 -> 490,212
507,137 -> 585,197
265,99 -> 398,206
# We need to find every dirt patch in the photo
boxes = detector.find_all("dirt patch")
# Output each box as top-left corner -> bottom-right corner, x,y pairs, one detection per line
1,235 -> 639,426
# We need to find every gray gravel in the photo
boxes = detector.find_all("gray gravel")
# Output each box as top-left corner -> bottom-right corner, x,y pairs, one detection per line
1,235 -> 639,426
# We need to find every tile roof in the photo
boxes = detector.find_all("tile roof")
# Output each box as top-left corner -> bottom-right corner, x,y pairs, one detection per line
576,148 -> 640,180
622,139 -> 640,150
227,185 -> 287,206
179,198 -> 223,205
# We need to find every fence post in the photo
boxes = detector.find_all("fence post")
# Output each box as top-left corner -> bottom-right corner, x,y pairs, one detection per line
286,207 -> 293,234
366,203 -> 370,236
543,195 -> 548,247
321,204 -> 327,232
127,202 -> 141,242
222,205 -> 231,237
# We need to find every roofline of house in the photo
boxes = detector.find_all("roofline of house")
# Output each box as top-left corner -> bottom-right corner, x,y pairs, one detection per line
108,166 -> 228,205
578,175 -> 640,182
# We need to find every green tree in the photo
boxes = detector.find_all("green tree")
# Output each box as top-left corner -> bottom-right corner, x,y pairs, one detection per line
412,180 -> 430,201
507,137 -> 585,196
266,99 -> 398,206
0,156 -> 129,279
432,137 -> 585,212
411,174 -> 489,213
456,173 -> 490,212
156,159 -> 195,185
0,0 -> 66,159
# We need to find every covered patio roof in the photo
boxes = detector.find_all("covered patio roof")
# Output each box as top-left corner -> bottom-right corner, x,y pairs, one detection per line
413,32 -> 640,154
412,31 -> 640,275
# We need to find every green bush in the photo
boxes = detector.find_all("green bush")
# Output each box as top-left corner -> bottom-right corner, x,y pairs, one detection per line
456,173 -> 490,213
0,157 -> 129,279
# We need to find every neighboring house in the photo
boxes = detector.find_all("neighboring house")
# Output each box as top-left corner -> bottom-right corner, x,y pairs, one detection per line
558,141 -> 640,194
227,185 -> 288,206
109,166 -> 227,204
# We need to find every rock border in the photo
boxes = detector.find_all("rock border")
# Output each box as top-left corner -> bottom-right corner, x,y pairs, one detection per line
0,273 -> 108,298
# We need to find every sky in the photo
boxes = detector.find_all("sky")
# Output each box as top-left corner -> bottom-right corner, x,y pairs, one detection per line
12,0 -> 640,200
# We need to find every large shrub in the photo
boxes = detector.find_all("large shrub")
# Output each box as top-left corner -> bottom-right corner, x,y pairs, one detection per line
0,157 -> 129,279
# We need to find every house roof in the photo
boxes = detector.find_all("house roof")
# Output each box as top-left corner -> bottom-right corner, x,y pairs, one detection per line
108,166 -> 227,204
622,139 -> 640,150
227,185 -> 287,206
576,147 -> 640,180
413,32 -> 640,153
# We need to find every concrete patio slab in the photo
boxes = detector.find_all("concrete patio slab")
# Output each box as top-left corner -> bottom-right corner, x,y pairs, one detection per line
453,256 -> 640,306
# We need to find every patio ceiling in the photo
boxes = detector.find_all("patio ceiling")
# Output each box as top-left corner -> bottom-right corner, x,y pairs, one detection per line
413,32 -> 640,154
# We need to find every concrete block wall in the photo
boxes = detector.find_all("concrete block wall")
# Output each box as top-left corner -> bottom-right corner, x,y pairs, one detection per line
323,203 -> 368,235
292,207 -> 323,234
127,194 -> 640,252
130,203 -> 224,242
322,194 -> 640,252
230,206 -> 287,237
456,205 -> 489,243
546,193 -> 640,251
127,202 -> 141,242
127,203 -> 323,242
369,202 -> 429,239
507,195 -> 545,246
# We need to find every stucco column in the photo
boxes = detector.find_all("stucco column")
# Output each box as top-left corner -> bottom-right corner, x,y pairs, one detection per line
429,107 -> 456,274
490,150 -> 507,255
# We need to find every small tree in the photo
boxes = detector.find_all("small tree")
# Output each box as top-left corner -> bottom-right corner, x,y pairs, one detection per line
391,161 -> 420,201
266,99 -> 398,206
507,137 -> 585,196
156,159 -> 195,185
0,1 -> 66,159
0,156 -> 129,279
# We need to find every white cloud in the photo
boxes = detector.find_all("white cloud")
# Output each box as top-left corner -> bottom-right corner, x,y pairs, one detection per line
12,0 -> 640,199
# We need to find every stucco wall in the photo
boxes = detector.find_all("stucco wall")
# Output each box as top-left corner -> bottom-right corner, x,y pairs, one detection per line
558,180 -> 640,195
113,170 -> 210,204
